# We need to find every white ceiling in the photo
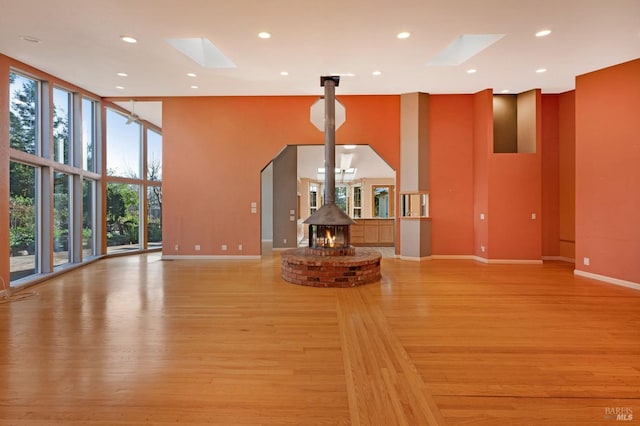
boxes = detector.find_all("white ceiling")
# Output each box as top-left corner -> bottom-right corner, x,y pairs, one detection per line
1,0 -> 639,126
297,145 -> 395,181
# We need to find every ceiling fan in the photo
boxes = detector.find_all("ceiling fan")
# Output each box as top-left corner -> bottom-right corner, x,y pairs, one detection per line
125,100 -> 140,125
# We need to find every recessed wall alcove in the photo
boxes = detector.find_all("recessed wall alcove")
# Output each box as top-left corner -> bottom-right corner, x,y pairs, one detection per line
493,90 -> 537,153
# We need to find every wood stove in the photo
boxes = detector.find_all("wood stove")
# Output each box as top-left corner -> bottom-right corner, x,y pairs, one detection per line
309,224 -> 349,249
306,222 -> 355,256
281,76 -> 380,286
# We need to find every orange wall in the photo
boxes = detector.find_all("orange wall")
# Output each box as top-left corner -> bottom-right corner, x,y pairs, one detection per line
558,91 -> 576,260
162,95 -> 400,256
488,153 -> 542,260
472,90 -> 492,258
575,58 -> 640,283
429,95 -> 475,255
487,90 -> 542,260
541,94 -> 560,257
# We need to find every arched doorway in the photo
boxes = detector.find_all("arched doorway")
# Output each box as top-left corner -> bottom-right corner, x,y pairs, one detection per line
261,144 -> 396,255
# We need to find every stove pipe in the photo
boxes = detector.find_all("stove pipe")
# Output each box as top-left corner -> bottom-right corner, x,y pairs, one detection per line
303,76 -> 355,227
323,76 -> 337,204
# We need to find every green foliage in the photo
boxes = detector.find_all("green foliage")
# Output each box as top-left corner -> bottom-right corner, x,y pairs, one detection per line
10,227 -> 35,254
9,195 -> 34,227
106,183 -> 140,246
10,195 -> 36,254
9,74 -> 37,154
147,222 -> 162,242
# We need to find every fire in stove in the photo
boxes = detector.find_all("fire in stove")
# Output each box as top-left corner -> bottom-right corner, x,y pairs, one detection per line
325,229 -> 335,248
309,224 -> 350,249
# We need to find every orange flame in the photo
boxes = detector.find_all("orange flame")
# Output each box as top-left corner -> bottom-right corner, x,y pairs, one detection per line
325,229 -> 336,248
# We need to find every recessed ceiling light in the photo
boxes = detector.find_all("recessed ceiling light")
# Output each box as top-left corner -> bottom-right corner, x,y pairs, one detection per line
536,68 -> 547,73
467,68 -> 477,74
117,72 -> 128,77
372,70 -> 382,76
397,32 -> 411,39
500,89 -> 510,93
20,35 -> 42,44
190,85 -> 199,89
280,71 -> 289,76
120,35 -> 137,44
535,29 -> 552,37
344,145 -> 357,150
258,32 -> 271,39
115,86 -> 125,90
187,72 -> 197,77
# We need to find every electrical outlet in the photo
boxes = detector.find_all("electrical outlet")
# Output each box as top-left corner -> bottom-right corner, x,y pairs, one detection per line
531,213 -> 537,220
221,244 -> 228,251
174,244 -> 179,251
583,257 -> 590,266
238,244 -> 243,251
481,245 -> 486,253
480,213 -> 485,220
195,245 -> 201,251
283,238 -> 287,244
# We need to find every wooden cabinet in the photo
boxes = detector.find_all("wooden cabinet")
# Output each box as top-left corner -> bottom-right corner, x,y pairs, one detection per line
351,224 -> 365,244
379,223 -> 394,243
350,219 -> 394,247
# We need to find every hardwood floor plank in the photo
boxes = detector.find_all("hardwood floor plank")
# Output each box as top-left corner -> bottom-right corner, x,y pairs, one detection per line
337,290 -> 447,425
1,254 -> 638,424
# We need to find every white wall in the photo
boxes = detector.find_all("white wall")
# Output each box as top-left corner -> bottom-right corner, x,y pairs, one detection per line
261,162 -> 273,241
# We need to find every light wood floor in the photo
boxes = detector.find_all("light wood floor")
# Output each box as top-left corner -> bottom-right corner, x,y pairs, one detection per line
1,253 -> 639,425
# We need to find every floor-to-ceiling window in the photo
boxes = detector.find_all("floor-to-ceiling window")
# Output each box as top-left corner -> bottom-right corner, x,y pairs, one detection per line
105,107 -> 162,253
147,129 -> 162,248
9,162 -> 38,281
82,179 -> 96,258
82,97 -> 98,258
8,70 -> 101,285
9,73 -> 40,283
53,171 -> 71,267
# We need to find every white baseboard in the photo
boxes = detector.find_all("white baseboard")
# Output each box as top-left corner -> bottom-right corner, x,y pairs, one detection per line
447,255 -> 542,264
574,270 -> 640,291
485,259 -> 543,264
431,255 -> 479,260
542,256 -> 575,263
162,255 -> 261,260
399,255 -> 542,264
398,255 -> 432,261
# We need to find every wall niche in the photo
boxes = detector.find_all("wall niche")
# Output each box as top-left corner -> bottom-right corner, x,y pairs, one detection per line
493,89 -> 537,153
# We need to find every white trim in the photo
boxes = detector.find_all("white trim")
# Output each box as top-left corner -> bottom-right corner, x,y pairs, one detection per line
542,256 -> 575,263
485,259 -> 543,264
574,270 -> 640,291
162,255 -> 261,260
431,255 -> 478,260
261,239 -> 273,243
396,255 -> 545,265
399,255 -> 432,261
271,247 -> 295,252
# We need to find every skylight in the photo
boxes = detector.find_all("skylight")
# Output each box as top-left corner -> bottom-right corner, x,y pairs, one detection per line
166,38 -> 236,69
427,34 -> 505,66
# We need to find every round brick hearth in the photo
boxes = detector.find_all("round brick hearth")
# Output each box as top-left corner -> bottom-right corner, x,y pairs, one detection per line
281,248 -> 381,287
